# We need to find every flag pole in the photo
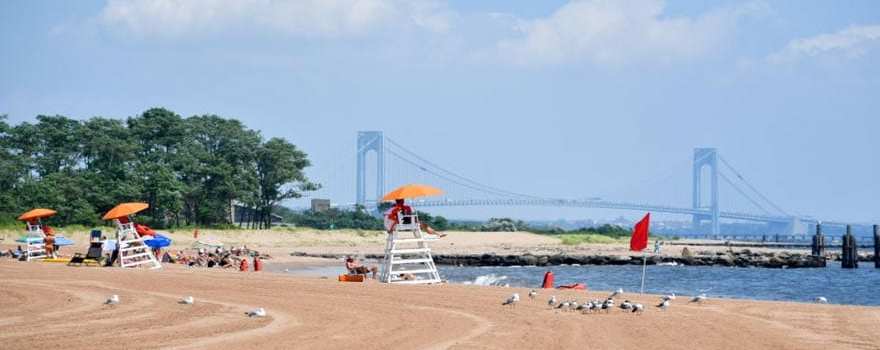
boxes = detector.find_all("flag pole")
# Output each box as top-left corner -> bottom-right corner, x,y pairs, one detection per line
640,250 -> 647,294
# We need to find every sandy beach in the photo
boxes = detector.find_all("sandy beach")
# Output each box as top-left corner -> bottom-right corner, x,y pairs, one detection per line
2,260 -> 879,350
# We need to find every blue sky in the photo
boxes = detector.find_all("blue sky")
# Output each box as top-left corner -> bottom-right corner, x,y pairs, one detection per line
2,0 -> 878,223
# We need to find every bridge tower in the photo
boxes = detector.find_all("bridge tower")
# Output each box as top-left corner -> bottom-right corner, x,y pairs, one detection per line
692,148 -> 720,235
356,131 -> 385,207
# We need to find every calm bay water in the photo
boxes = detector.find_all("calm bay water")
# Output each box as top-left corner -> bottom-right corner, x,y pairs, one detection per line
282,262 -> 880,306
441,262 -> 880,306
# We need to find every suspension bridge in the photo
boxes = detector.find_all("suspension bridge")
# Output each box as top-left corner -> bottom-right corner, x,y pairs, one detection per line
321,131 -> 854,235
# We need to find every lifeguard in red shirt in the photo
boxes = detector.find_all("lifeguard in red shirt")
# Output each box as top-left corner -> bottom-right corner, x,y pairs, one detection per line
384,199 -> 446,237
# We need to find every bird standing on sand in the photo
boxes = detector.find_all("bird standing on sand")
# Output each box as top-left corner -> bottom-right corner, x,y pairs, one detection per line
557,301 -> 570,311
548,296 -> 557,307
632,303 -> 645,315
661,293 -> 676,302
180,296 -> 195,305
105,295 -> 119,305
608,288 -> 624,299
602,299 -> 614,313
529,289 -> 538,300
814,297 -> 828,304
689,294 -> 707,304
620,300 -> 633,311
247,308 -> 267,317
503,293 -> 520,307
656,299 -> 669,311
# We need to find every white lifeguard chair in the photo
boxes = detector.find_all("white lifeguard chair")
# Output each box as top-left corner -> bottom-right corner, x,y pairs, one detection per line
379,213 -> 441,284
23,222 -> 47,261
115,219 -> 161,269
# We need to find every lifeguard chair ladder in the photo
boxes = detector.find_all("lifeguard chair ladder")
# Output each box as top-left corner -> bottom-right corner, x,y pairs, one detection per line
24,222 -> 47,261
116,221 -> 161,269
380,213 -> 441,284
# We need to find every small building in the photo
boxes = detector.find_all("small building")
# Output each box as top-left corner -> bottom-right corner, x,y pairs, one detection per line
311,199 -> 331,213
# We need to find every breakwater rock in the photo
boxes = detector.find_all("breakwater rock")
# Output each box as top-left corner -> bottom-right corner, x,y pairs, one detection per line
291,250 -> 827,269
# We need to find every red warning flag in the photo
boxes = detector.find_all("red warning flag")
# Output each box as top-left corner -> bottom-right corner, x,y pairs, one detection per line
630,213 -> 650,252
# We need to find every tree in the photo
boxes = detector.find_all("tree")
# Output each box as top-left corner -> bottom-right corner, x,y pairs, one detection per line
255,138 -> 318,228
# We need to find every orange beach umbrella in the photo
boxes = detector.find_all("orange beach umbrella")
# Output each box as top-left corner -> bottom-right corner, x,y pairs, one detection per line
18,208 -> 57,221
102,202 -> 149,220
382,184 -> 443,202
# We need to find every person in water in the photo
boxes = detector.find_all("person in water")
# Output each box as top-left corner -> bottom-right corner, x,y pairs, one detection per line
385,199 -> 446,237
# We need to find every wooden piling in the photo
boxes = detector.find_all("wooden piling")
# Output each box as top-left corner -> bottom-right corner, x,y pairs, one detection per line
811,224 -> 825,257
873,224 -> 879,268
842,225 -> 858,269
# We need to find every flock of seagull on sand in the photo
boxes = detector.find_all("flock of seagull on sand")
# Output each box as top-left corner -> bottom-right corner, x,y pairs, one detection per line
502,288 -> 710,315
103,294 -> 267,318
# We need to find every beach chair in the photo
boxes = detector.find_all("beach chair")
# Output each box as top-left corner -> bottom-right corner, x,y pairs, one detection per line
115,220 -> 161,269
379,213 -> 441,284
68,242 -> 104,266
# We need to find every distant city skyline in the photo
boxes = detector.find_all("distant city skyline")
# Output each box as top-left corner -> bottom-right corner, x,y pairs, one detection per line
2,0 -> 878,222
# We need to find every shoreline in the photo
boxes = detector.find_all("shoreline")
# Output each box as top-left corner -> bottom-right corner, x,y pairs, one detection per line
290,250 -> 829,268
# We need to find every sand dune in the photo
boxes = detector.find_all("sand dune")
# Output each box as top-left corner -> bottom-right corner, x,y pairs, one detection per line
2,260 -> 879,350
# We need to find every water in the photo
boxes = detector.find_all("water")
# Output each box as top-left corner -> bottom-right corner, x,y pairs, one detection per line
439,262 -> 880,306
276,261 -> 880,306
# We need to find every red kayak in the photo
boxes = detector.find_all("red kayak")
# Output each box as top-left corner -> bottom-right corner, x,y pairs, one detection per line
557,283 -> 587,290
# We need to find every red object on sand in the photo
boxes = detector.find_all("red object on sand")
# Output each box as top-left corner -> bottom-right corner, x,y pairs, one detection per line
630,213 -> 650,252
557,283 -> 586,290
542,271 -> 554,289
240,258 -> 249,272
193,228 -> 199,239
253,257 -> 262,272
135,224 -> 155,237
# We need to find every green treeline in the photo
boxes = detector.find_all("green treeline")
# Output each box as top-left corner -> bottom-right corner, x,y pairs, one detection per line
0,108 -> 317,228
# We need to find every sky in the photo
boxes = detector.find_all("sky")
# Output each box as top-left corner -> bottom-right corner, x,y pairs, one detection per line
1,0 -> 879,223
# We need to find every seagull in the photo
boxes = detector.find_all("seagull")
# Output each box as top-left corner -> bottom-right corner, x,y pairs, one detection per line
814,297 -> 828,304
105,295 -> 119,305
180,296 -> 195,305
656,299 -> 669,311
576,302 -> 589,313
569,301 -> 579,311
246,308 -> 267,317
503,293 -> 520,306
690,294 -> 707,304
529,289 -> 538,300
620,300 -> 633,311
632,303 -> 645,315
548,296 -> 557,307
557,301 -> 570,311
608,288 -> 624,299
661,293 -> 676,302
602,299 -> 614,313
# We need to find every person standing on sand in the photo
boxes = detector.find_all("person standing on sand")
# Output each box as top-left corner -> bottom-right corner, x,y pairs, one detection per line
385,199 -> 446,237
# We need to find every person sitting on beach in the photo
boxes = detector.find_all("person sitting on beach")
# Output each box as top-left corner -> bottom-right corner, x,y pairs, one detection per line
345,256 -> 378,279
385,199 -> 446,237
219,254 -> 235,269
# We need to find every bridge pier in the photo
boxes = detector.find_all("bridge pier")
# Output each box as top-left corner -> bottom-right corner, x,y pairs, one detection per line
692,148 -> 720,235
356,131 -> 384,207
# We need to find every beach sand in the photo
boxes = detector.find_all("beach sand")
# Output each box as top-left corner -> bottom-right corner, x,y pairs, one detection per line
2,260 -> 879,350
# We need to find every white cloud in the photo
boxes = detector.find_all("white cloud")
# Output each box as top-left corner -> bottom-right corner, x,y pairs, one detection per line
100,0 -> 455,38
768,24 -> 880,64
495,0 -> 766,65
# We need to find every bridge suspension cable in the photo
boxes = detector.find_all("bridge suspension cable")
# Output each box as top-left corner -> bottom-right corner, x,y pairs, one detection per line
384,137 -> 543,200
718,156 -> 789,216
